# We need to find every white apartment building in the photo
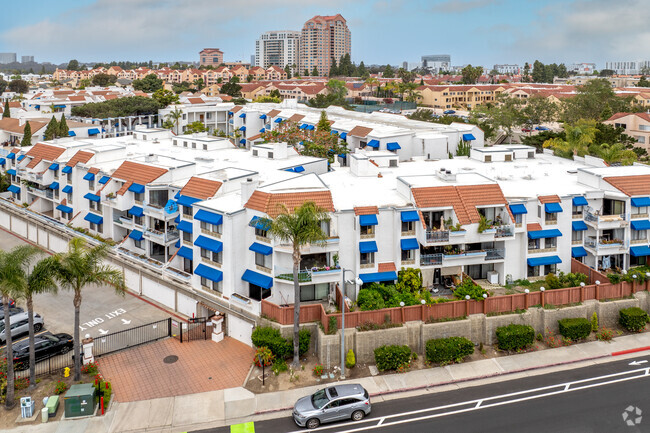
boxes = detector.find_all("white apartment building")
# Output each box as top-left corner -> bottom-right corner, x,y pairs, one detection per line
605,61 -> 650,75
569,63 -> 597,75
255,31 -> 300,70
493,64 -> 520,75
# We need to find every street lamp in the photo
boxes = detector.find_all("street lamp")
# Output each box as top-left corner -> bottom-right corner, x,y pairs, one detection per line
341,269 -> 362,380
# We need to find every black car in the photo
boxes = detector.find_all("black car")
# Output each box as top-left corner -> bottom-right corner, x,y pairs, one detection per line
13,332 -> 74,370
0,306 -> 24,320
0,299 -> 16,309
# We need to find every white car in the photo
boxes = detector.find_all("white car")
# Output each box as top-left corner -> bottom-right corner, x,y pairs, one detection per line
0,312 -> 44,344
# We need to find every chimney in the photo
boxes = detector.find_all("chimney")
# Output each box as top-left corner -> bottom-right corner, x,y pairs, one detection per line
241,177 -> 259,206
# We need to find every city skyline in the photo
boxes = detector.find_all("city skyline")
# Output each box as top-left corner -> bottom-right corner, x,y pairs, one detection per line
2,0 -> 649,67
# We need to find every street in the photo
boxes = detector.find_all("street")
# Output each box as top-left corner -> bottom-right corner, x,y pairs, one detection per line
199,356 -> 650,433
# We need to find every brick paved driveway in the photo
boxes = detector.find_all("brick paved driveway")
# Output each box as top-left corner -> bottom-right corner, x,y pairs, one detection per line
98,337 -> 254,402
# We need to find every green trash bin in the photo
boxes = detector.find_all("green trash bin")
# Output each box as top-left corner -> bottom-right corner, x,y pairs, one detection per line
63,384 -> 96,418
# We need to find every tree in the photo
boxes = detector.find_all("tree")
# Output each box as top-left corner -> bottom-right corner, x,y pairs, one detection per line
66,59 -> 80,71
303,69 -> 310,77
531,60 -> 545,83
185,121 -> 208,134
383,64 -> 395,78
326,79 -> 347,101
638,76 -> 650,88
311,66 -> 320,77
269,89 -> 281,99
71,96 -> 161,118
329,57 -> 339,77
268,202 -> 329,367
0,79 -> 7,94
8,79 -> 29,93
253,96 -> 281,103
365,77 -> 379,98
44,117 -> 59,140
20,121 -> 32,146
193,78 -> 205,90
597,143 -> 637,165
521,95 -> 557,125
3,100 -> 9,118
599,69 -> 615,77
152,89 -> 179,107
131,74 -> 163,93
58,113 -> 69,138
316,111 -> 331,132
284,64 -> 292,77
91,73 -> 117,87
357,61 -> 368,79
52,238 -> 126,380
543,119 -> 598,158
523,62 -> 531,83
221,77 -> 242,97
78,78 -> 91,89
461,65 -> 483,84
473,94 -> 524,144
562,79 -> 633,123
165,108 -> 183,134
398,68 -> 415,83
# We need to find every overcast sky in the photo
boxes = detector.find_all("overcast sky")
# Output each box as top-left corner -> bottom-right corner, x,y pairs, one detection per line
2,0 -> 649,68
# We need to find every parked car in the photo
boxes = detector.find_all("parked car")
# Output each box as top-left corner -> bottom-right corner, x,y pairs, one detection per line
0,306 -> 24,321
0,312 -> 44,345
12,332 -> 73,370
0,299 -> 16,309
443,109 -> 456,114
535,126 -> 550,131
293,384 -> 371,429
521,127 -> 532,132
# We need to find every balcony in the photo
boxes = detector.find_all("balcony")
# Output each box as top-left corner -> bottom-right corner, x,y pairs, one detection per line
144,202 -> 178,220
143,227 -> 179,244
585,237 -> 626,252
426,230 -> 450,243
274,265 -> 341,284
495,225 -> 514,238
485,248 -> 505,260
420,253 -> 443,266
584,210 -> 627,228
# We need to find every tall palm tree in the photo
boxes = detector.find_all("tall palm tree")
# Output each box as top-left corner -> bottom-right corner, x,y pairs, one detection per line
269,202 -> 329,367
597,143 -> 637,165
543,120 -> 598,158
52,238 -> 126,380
364,77 -> 379,98
0,245 -> 38,409
165,108 -> 183,135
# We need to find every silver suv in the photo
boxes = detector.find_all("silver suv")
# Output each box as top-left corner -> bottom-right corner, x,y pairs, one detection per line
293,384 -> 371,429
0,312 -> 44,344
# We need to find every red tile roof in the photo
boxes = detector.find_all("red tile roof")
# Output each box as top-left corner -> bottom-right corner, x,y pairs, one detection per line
287,114 -> 305,123
111,161 -> 168,196
527,223 -> 543,231
348,126 -> 373,138
378,262 -> 396,273
606,112 -> 650,123
354,206 -> 379,215
179,176 -> 222,200
65,150 -> 93,167
538,195 -> 561,203
604,175 -> 650,196
25,143 -> 65,168
244,191 -> 334,218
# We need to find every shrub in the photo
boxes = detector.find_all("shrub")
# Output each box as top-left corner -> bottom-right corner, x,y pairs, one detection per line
345,349 -> 356,369
313,364 -> 324,376
253,347 -> 274,367
54,381 -> 68,395
298,329 -> 311,355
453,279 -> 488,301
591,312 -> 598,332
327,316 -> 338,335
496,324 -> 535,351
619,307 -> 650,332
272,359 -> 288,375
374,345 -> 414,371
14,377 -> 29,390
357,288 -> 385,311
81,361 -> 99,376
544,273 -> 562,290
558,318 -> 591,341
103,381 -> 112,406
251,327 -> 311,359
425,337 -> 474,364
595,327 -> 615,341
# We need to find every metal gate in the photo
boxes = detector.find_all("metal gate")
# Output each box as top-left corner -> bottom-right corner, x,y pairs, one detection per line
179,317 -> 209,342
94,318 -> 172,357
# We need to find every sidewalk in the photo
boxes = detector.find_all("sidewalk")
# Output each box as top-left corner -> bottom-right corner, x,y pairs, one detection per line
9,332 -> 650,433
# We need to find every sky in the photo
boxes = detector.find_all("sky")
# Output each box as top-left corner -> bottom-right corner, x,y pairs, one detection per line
1,0 -> 649,68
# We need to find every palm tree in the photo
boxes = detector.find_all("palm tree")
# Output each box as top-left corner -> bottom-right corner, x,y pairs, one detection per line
597,143 -> 637,165
165,108 -> 183,135
269,202 -> 329,368
543,120 -> 598,158
52,238 -> 126,380
364,77 -> 379,98
0,245 -> 39,409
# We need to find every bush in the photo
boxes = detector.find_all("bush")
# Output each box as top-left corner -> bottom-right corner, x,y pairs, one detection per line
251,327 -> 311,359
327,316 -> 338,335
374,345 -> 414,371
619,307 -> 650,332
357,288 -> 385,311
298,329 -> 311,356
558,318 -> 591,341
496,324 -> 535,351
544,273 -> 562,290
81,361 -> 99,375
54,381 -> 68,395
425,337 -> 474,364
595,327 -> 615,341
453,279 -> 488,301
346,349 -> 356,369
272,359 -> 288,375
313,364 -> 324,376
253,347 -> 274,367
591,312 -> 598,332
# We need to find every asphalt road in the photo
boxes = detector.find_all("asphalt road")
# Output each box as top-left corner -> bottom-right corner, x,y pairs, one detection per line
199,356 -> 650,433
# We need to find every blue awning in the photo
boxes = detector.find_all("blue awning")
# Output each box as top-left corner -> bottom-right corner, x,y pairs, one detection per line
367,139 -> 380,148
631,220 -> 650,231
249,216 -> 271,231
462,133 -> 476,141
359,241 -> 378,253
238,113 -> 246,119
293,166 -> 305,173
331,130 -> 338,135
7,169 -> 16,176
129,230 -> 144,241
48,182 -> 59,190
359,271 -> 398,284
299,124 -> 307,130
274,118 -> 283,123
177,195 -> 201,207
7,185 -> 19,194
572,196 -> 588,206
545,202 -> 563,213
259,128 -> 265,133
339,132 -> 347,139
228,111 -> 233,116
386,142 -> 401,151
306,125 -> 315,130
242,269 -> 272,289
128,183 -> 145,193
84,193 -> 100,203
401,210 -> 420,222
176,246 -> 193,260
17,155 -> 25,162
528,229 -> 562,239
0,158 -> 5,165
174,215 -> 180,224
6,153 -> 15,160
239,126 -> 246,131
83,172 -> 95,181
631,246 -> 650,257
178,220 -> 193,234
128,206 -> 143,217
84,212 -> 103,225
54,105 -> 65,109
99,176 -> 110,184
62,166 -> 72,174
195,210 -> 223,226
571,246 -> 588,258
88,128 -> 100,135
68,131 -> 76,137
249,242 -> 272,255
259,114 -> 267,120
338,153 -> 346,159
631,197 -> 650,207
195,236 -> 223,253
509,204 -> 528,215
239,139 -> 246,144
359,214 -> 378,226
572,221 -> 588,231
56,204 -> 72,214
62,185 -> 72,193
400,238 -> 419,250
196,264 -> 223,283
527,256 -> 562,267
48,163 -> 59,171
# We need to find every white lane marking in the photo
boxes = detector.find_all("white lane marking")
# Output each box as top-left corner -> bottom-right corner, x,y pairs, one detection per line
98,329 -> 109,335
121,319 -> 131,325
629,360 -> 647,366
287,367 -> 650,433
79,308 -> 128,331
376,418 -> 384,426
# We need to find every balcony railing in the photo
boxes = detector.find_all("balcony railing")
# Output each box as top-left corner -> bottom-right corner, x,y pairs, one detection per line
420,253 -> 443,266
485,248 -> 505,260
426,229 -> 449,243
274,265 -> 341,283
585,210 -> 626,224
585,237 -> 625,250
144,227 -> 179,243
495,225 -> 514,238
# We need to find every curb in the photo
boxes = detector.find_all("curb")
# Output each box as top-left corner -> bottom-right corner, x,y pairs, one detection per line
253,353 -> 610,415
612,346 -> 650,356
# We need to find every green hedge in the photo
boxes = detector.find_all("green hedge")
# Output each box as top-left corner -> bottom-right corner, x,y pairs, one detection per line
619,307 -> 650,332
374,345 -> 413,371
558,318 -> 591,341
251,326 -> 311,359
425,337 -> 474,364
496,324 -> 535,351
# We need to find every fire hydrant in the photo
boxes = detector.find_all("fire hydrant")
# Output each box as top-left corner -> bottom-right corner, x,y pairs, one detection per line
64,367 -> 70,378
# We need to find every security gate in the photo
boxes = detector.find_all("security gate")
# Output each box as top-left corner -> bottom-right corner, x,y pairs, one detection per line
179,317 -> 209,342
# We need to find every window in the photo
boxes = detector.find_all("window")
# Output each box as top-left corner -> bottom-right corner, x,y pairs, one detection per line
203,144 -> 207,150
149,189 -> 168,207
255,227 -> 268,237
255,252 -> 271,268
200,277 -> 221,293
182,231 -> 192,243
320,220 -> 330,237
514,214 -> 522,224
360,225 -> 374,235
192,142 -> 196,149
485,155 -> 492,162
201,248 -> 222,263
134,216 -> 143,226
527,265 -> 540,277
200,221 -> 222,234
528,238 -> 540,250
88,180 -> 94,190
401,249 -> 414,261
359,140 -> 367,148
572,205 -> 583,217
67,172 -> 72,184
268,152 -> 273,159
134,192 -> 143,203
360,252 -> 374,265
544,237 -> 557,248
632,229 -> 647,241
401,221 -> 414,232
183,206 -> 192,217
173,140 -> 178,146
572,230 -> 583,242
134,239 -> 142,249
632,206 -> 648,216
545,212 -> 557,223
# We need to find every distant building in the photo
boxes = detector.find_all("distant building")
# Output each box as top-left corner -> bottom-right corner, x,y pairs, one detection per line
493,64 -> 520,74
605,61 -> 650,75
255,30 -> 300,70
604,112 -> 650,151
0,53 -> 17,64
21,56 -> 34,63
569,63 -> 596,75
224,61 -> 251,69
199,49 -> 224,67
421,55 -> 451,73
299,14 -> 351,76
402,61 -> 421,71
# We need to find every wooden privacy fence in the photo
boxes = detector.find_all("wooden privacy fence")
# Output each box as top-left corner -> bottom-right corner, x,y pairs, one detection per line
261,260 -> 646,332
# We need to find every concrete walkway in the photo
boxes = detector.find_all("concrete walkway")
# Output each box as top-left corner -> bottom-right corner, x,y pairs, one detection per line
9,332 -> 650,433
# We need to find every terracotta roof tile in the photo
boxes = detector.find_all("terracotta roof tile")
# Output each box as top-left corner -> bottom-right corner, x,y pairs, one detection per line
607,112 -> 650,123
267,109 -> 281,118
110,161 -> 168,196
244,190 -> 334,218
230,106 -> 243,113
348,126 -> 373,138
25,143 -> 65,165
604,175 -> 650,196
68,96 -> 86,102
247,134 -> 262,141
65,150 -> 93,167
527,223 -> 542,231
538,195 -> 561,203
287,114 -> 305,123
186,97 -> 205,104
88,167 -> 100,175
117,181 -> 132,196
354,206 -> 378,215
179,176 -> 222,200
26,157 -> 42,169
378,262 -> 396,273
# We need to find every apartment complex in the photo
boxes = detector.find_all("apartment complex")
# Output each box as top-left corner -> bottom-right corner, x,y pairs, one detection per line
604,112 -> 650,151
0,53 -> 17,64
416,84 -> 507,109
605,61 -> 650,75
255,31 -> 300,70
199,48 -> 224,67
299,14 -> 351,76
493,64 -> 520,75
422,55 -> 451,73
21,56 -> 34,63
